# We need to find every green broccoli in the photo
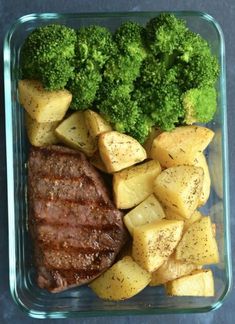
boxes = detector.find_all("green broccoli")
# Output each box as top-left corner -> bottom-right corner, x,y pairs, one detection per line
146,13 -> 187,55
69,25 -> 116,110
67,61 -> 102,110
75,25 -> 115,67
180,53 -> 219,89
20,24 -> 76,90
97,94 -> 140,134
114,21 -> 147,60
103,53 -> 143,84
182,87 -> 217,124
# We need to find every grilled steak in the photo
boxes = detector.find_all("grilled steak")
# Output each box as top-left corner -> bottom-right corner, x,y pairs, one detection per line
28,145 -> 127,293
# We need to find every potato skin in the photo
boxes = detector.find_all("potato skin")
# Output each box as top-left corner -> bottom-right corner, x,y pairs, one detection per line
18,80 -> 72,122
89,256 -> 151,301
113,160 -> 161,209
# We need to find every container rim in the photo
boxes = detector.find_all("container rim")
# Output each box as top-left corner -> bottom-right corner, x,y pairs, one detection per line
3,10 -> 232,318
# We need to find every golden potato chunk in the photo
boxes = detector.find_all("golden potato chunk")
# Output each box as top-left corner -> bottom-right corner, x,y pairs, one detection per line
25,113 -> 59,146
113,160 -> 161,209
150,254 -> 198,286
164,206 -> 185,221
183,210 -> 202,233
99,131 -> 147,173
55,111 -> 96,156
154,166 -> 204,219
165,269 -> 214,296
194,153 -> 211,206
132,219 -> 184,272
89,256 -> 151,301
84,109 -> 112,138
150,126 -> 214,168
18,80 -> 72,122
176,216 -> 219,265
124,194 -> 165,235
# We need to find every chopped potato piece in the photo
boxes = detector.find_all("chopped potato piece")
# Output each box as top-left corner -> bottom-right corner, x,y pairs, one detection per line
164,206 -> 185,221
194,153 -> 211,206
124,194 -> 165,235
150,254 -> 198,286
150,126 -> 214,168
113,160 -> 161,209
25,113 -> 59,146
143,127 -> 162,158
90,150 -> 109,173
132,219 -> 184,272
99,131 -> 147,173
89,256 -> 151,300
18,80 -> 72,122
165,269 -> 214,296
154,166 -> 204,219
55,111 -> 96,156
183,210 -> 203,233
176,216 -> 219,265
84,109 -> 112,138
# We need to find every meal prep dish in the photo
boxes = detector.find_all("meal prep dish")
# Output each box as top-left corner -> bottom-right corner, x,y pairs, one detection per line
4,12 -> 231,318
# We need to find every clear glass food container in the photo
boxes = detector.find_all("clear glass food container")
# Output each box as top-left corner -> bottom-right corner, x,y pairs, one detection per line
4,11 -> 232,318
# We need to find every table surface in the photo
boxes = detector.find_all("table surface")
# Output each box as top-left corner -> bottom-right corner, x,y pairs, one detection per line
0,0 -> 234,323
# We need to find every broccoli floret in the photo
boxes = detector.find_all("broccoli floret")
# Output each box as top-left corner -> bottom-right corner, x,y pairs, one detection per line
114,21 -> 147,60
178,31 -> 211,63
181,53 -> 219,89
98,94 -> 140,133
133,56 -> 184,131
20,24 -> 76,90
67,61 -> 102,110
182,87 -> 217,124
103,53 -> 143,84
146,13 -> 187,55
127,115 -> 153,144
76,25 -> 115,67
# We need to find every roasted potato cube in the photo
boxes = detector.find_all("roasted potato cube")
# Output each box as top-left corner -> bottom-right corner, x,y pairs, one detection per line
194,153 -> 211,206
132,219 -> 184,272
25,113 -> 59,146
89,256 -> 151,301
84,109 -> 112,138
55,111 -> 96,156
183,210 -> 202,233
176,216 -> 219,265
150,254 -> 199,286
113,160 -> 161,209
124,194 -> 165,235
99,131 -> 147,173
165,269 -> 214,296
164,206 -> 185,221
18,80 -> 72,122
154,166 -> 204,219
150,126 -> 214,168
